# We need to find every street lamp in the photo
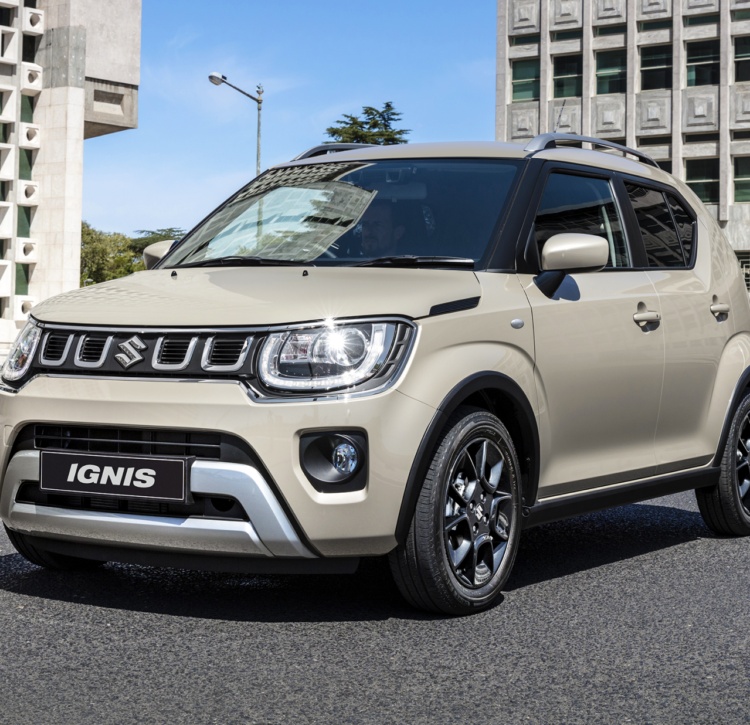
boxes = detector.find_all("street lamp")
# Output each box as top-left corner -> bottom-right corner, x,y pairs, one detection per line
208,72 -> 264,177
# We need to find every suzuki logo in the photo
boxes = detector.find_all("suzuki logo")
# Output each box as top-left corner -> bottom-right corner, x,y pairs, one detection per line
115,335 -> 147,369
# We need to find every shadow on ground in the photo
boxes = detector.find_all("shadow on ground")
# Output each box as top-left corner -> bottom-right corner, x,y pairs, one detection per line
0,500 -> 712,623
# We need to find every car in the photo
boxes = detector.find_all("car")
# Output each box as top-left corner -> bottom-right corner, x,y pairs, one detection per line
2,133 -> 749,615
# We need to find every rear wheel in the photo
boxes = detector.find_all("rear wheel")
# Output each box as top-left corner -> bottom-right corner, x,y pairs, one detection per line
389,408 -> 522,615
4,526 -> 105,570
696,392 -> 750,536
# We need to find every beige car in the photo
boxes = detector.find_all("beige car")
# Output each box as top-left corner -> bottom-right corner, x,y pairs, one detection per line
2,134 -> 750,615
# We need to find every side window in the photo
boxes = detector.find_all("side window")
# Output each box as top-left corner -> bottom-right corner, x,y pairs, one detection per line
665,194 -> 695,264
534,172 -> 630,268
625,184 -> 686,267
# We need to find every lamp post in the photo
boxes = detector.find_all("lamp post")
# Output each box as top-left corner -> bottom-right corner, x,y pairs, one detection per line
208,72 -> 263,177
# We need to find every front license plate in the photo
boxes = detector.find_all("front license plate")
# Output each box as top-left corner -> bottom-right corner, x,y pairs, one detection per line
40,451 -> 187,503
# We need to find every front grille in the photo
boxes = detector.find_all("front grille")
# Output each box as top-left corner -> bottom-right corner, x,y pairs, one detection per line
16,482 -> 248,521
78,335 -> 109,362
42,333 -> 71,362
156,337 -> 193,366
207,338 -> 247,366
34,425 -> 222,459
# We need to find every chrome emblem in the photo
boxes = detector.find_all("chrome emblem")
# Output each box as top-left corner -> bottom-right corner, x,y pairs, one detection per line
115,335 -> 147,369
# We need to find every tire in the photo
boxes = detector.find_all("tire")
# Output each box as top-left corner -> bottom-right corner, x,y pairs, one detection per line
389,408 -> 522,615
4,526 -> 105,570
696,391 -> 750,536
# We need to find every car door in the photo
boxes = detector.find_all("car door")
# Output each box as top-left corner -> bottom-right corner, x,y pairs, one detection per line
620,179 -> 735,474
518,166 -> 665,498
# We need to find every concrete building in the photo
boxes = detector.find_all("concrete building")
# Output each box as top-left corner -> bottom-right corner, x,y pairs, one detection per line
0,0 -> 140,349
496,0 -> 750,286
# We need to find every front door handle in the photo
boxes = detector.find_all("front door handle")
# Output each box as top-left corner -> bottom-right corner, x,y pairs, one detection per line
710,302 -> 730,317
633,310 -> 661,324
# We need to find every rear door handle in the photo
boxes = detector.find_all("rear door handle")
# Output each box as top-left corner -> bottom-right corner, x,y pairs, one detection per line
633,310 -> 661,324
710,302 -> 730,317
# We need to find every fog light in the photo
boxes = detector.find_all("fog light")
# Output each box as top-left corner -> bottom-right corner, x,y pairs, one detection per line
332,442 -> 358,475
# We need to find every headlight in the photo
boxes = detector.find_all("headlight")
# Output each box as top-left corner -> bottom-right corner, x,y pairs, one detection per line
2,320 -> 41,382
258,320 -> 414,394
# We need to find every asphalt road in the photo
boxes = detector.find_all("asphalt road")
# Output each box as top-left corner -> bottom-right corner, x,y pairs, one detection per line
0,491 -> 747,725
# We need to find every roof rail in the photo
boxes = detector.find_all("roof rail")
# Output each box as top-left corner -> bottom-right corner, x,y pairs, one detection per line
292,143 -> 380,161
524,133 -> 660,169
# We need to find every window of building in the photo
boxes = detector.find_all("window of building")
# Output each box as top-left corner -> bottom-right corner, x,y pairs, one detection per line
736,37 -> 750,82
20,95 -> 34,123
659,160 -> 673,174
684,132 -> 720,143
685,158 -> 720,203
626,184 -> 687,267
734,130 -> 750,140
512,59 -> 540,102
641,45 -> 673,90
594,24 -> 626,36
639,19 -> 672,32
687,40 -> 720,86
17,206 -> 31,238
18,149 -> 33,181
553,55 -> 582,98
551,29 -> 583,42
638,135 -> 672,146
0,9 -> 12,27
735,158 -> 750,202
510,34 -> 540,46
734,10 -> 750,21
684,14 -> 719,26
534,173 -> 630,268
596,50 -> 627,94
15,264 -> 30,296
22,35 -> 38,64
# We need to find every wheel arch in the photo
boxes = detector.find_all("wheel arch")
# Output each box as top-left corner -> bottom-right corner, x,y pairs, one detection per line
394,371 -> 539,545
711,365 -> 750,467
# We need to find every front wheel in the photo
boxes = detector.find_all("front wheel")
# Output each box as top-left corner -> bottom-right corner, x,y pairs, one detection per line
389,408 -> 522,615
696,392 -> 750,536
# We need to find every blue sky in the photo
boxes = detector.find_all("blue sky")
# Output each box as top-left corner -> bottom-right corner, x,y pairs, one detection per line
82,0 -> 497,236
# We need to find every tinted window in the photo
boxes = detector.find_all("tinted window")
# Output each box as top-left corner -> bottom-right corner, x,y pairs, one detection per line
666,194 -> 695,263
626,184 -> 685,267
535,173 -> 629,268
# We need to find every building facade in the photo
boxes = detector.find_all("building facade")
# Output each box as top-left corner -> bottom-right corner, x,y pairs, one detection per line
0,0 -> 140,349
496,0 -> 750,283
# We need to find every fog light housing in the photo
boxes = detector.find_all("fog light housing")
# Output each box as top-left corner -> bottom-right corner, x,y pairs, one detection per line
299,431 -> 368,493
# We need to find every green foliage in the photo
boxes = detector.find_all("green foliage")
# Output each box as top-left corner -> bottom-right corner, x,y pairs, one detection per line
131,227 -> 186,254
325,102 -> 410,145
80,224 -> 186,286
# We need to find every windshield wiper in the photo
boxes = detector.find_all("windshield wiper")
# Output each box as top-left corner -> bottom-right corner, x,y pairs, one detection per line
171,256 -> 308,269
355,255 -> 475,268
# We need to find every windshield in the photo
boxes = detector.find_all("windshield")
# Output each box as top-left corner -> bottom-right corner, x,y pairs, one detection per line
164,159 -> 522,268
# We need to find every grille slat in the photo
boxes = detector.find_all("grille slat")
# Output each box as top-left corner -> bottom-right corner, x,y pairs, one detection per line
35,425 -> 222,459
79,336 -> 108,362
158,338 -> 192,365
43,333 -> 71,362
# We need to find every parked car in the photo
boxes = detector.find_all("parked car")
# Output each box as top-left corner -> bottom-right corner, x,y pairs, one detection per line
2,134 -> 749,615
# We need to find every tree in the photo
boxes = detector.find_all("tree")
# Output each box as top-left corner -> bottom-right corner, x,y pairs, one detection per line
131,227 -> 186,254
325,102 -> 409,145
80,222 -> 144,285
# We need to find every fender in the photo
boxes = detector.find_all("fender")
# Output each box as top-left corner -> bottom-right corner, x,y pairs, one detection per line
711,365 -> 750,466
394,371 -> 540,545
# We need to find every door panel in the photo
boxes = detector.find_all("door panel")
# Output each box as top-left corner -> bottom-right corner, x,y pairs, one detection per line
523,271 -> 664,497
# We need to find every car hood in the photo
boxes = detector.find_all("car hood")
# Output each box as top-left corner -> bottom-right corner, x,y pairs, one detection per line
31,267 -> 482,327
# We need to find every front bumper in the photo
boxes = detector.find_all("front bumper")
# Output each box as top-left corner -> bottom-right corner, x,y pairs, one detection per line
2,450 -> 314,559
0,375 -> 436,558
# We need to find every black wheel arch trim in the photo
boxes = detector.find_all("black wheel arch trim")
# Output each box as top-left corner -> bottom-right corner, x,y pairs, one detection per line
394,371 -> 540,546
711,366 -> 750,467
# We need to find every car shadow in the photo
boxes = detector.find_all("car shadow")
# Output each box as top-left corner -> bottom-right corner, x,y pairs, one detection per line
507,501 -> 709,590
0,501 -> 712,623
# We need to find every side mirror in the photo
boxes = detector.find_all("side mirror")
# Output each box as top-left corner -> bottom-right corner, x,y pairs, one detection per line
143,240 -> 175,270
536,233 -> 609,298
540,233 -> 609,273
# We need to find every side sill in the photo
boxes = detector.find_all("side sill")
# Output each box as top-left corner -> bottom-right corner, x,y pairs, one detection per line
522,467 -> 719,529
32,537 -> 361,575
